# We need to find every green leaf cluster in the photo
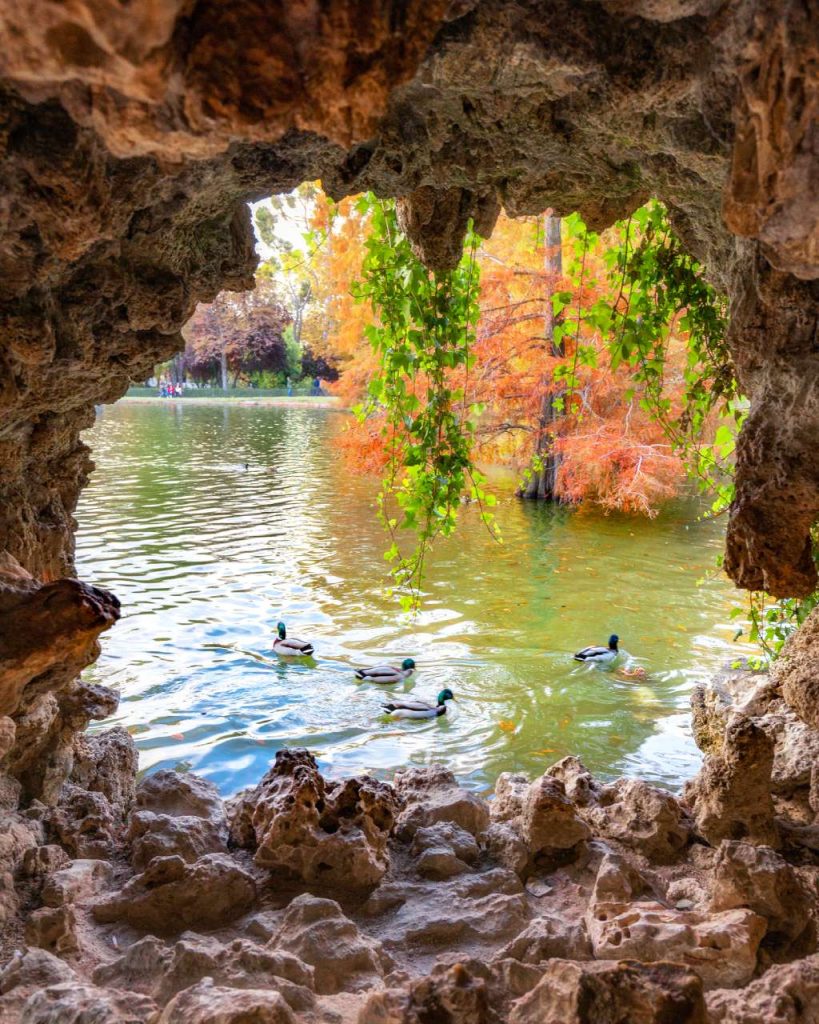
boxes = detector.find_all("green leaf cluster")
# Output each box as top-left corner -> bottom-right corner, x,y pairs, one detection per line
351,195 -> 498,610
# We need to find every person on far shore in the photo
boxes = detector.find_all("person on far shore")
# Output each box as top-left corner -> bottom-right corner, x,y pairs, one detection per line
311,376 -> 321,396
286,376 -> 293,397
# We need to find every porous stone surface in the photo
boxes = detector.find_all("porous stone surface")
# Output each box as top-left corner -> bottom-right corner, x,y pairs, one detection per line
0,746 -> 818,1021
127,810 -> 227,871
68,728 -> 137,820
19,982 -> 158,1024
94,934 -> 315,1013
586,899 -> 766,988
772,607 -> 819,732
710,840 -> 814,952
582,778 -> 692,863
92,853 -> 256,936
706,955 -> 819,1023
508,959 -> 708,1024
692,666 -> 819,812
229,748 -> 399,889
684,714 -> 780,847
270,894 -> 394,996
395,765 -> 490,839
157,979 -> 296,1024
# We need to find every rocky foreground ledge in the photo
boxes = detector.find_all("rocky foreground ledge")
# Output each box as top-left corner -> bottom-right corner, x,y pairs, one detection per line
1,670 -> 819,1024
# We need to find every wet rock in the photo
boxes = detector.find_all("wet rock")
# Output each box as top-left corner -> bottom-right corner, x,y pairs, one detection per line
135,769 -> 225,823
69,727 -> 138,820
94,933 -> 315,1011
584,778 -> 692,863
706,954 -> 819,1023
24,905 -> 79,955
92,853 -> 256,935
229,748 -> 399,889
19,982 -> 158,1024
395,765 -> 489,840
360,961 -> 491,1024
127,810 -> 227,870
771,606 -> 819,731
158,978 -> 296,1024
684,715 -> 779,848
586,899 -> 766,988
41,858 -> 113,907
711,840 -> 813,952
270,893 -> 393,995
498,915 -> 593,963
508,959 -> 707,1024
45,787 -> 117,859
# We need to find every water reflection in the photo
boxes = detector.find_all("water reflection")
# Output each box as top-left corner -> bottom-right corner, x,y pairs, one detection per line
76,402 -> 754,796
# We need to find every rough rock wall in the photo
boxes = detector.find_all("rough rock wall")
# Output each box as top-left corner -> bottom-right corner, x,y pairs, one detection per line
0,0 -> 817,789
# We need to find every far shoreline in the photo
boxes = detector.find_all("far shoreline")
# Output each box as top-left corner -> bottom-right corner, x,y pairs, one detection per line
117,395 -> 344,410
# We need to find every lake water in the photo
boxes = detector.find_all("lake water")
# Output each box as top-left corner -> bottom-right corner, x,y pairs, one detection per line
76,400 -> 753,796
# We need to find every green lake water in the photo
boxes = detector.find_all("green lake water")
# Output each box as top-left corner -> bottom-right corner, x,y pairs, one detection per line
76,401 -> 754,796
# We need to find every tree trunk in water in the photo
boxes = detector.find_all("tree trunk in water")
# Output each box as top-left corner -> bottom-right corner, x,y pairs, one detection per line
520,214 -> 563,500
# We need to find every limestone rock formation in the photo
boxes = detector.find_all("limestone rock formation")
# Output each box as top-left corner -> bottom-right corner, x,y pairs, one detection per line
229,748 -> 399,889
706,955 -> 819,1024
69,727 -> 138,820
586,899 -> 766,988
395,765 -> 490,839
20,982 -> 158,1024
359,961 -> 491,1024
772,607 -> 819,732
684,714 -> 779,847
489,771 -> 590,872
710,840 -> 814,953
0,0 -> 817,987
94,934 -> 315,1013
127,811 -> 227,871
134,769 -> 225,822
270,894 -> 393,996
691,666 -> 819,813
508,959 -> 707,1024
582,778 -> 692,863
157,979 -> 296,1024
92,853 -> 256,935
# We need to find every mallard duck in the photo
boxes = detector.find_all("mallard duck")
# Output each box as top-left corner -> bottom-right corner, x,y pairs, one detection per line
355,658 -> 416,683
382,688 -> 454,720
272,621 -> 314,657
574,634 -> 620,665
616,665 -> 647,681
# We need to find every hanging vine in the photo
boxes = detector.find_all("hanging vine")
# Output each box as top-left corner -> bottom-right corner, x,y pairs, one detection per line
560,200 -> 818,661
351,194 -> 498,610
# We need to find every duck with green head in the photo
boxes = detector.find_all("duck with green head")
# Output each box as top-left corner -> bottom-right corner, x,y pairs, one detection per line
272,621 -> 315,657
382,688 -> 454,719
355,658 -> 415,683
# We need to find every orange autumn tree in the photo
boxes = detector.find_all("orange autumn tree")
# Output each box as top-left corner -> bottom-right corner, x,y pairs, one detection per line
472,210 -> 689,514
282,191 -> 719,518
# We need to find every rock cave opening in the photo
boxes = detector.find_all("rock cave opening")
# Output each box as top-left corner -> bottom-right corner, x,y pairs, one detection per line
1,1 -> 818,1021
